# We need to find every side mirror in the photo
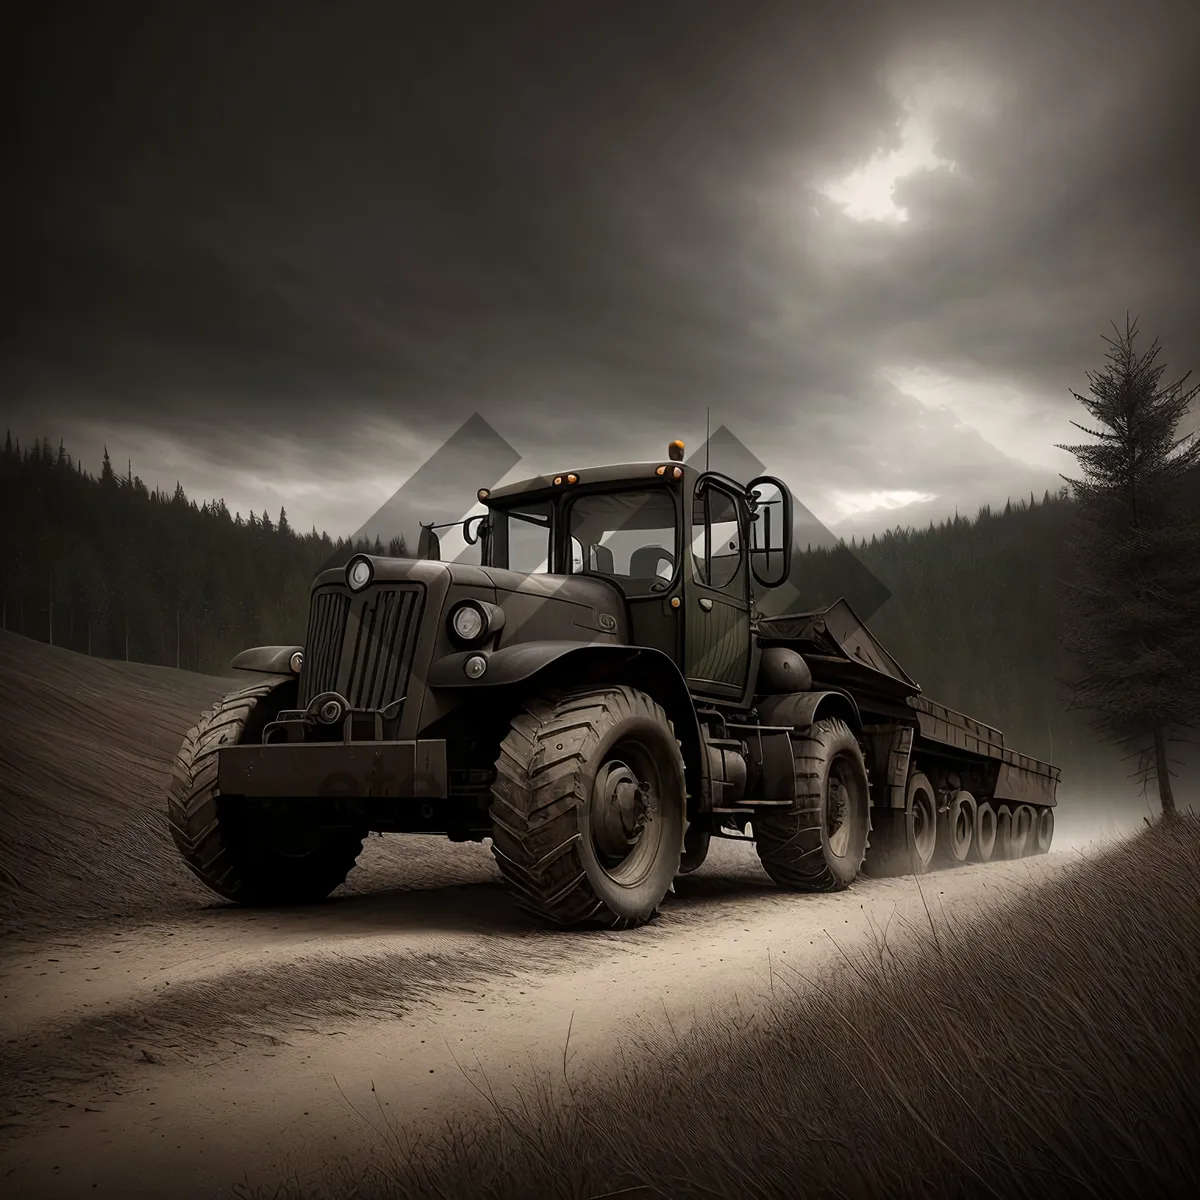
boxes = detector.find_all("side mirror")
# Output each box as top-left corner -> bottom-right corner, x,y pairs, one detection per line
417,523 -> 442,561
746,475 -> 792,588
462,514 -> 488,545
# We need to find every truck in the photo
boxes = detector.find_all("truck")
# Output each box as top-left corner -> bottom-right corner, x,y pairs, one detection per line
167,441 -> 1060,929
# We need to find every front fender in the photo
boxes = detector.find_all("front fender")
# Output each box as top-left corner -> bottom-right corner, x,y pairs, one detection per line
427,640 -> 624,687
757,689 -> 862,735
428,641 -> 706,819
230,645 -> 304,675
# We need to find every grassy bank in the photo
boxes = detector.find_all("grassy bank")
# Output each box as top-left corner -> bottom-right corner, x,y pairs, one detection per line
250,817 -> 1200,1200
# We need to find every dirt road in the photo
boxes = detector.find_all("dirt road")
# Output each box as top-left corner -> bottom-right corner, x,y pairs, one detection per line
0,632 -> 1089,1197
1,840 -> 1079,1199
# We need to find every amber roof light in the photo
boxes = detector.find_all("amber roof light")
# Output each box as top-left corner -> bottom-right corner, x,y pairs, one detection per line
668,440 -> 685,462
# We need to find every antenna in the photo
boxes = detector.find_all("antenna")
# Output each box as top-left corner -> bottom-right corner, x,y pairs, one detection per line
705,407 -> 711,473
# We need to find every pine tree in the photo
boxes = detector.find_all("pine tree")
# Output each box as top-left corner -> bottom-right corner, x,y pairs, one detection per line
101,446 -> 115,486
1058,316 -> 1200,818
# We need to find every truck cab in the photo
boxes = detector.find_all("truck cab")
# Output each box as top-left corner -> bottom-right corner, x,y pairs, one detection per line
473,451 -> 792,709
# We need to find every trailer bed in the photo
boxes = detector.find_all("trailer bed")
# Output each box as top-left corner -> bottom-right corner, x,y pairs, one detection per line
759,600 -> 1061,808
908,694 -> 1060,807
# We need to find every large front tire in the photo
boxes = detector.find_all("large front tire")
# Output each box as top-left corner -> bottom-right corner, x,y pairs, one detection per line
754,717 -> 871,891
168,681 -> 367,906
488,686 -> 686,929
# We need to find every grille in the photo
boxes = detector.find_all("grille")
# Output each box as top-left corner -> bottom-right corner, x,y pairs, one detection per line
299,590 -> 349,704
298,585 -> 425,710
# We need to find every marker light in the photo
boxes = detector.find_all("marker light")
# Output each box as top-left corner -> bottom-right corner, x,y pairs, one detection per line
289,650 -> 304,674
668,440 -> 685,461
464,654 -> 488,679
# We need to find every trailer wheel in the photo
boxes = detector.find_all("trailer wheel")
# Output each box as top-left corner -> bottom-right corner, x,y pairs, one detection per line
1014,805 -> 1037,857
168,682 -> 368,906
863,771 -> 937,877
754,718 -> 870,891
935,789 -> 975,867
969,802 -> 997,863
994,805 -> 1015,860
488,685 -> 685,929
1034,807 -> 1055,854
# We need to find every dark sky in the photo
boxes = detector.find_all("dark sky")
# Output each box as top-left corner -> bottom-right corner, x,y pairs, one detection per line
6,0 -> 1198,537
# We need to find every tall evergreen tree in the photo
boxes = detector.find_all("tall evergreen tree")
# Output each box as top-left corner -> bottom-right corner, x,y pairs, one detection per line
1058,317 -> 1200,817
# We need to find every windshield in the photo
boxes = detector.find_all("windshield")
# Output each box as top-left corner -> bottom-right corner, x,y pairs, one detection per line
567,488 -> 679,595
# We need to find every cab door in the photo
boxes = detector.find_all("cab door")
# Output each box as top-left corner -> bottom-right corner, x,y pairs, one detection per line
684,477 -> 754,703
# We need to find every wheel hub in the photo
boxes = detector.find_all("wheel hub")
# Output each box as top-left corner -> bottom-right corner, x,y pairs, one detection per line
826,768 -> 850,857
592,760 -> 650,863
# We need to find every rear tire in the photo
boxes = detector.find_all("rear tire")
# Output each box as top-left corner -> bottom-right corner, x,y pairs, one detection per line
488,685 -> 686,929
969,801 -> 997,863
168,682 -> 367,906
678,823 -> 711,875
754,718 -> 871,891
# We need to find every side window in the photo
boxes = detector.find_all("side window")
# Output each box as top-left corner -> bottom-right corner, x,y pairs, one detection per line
692,485 -> 744,590
506,505 -> 552,573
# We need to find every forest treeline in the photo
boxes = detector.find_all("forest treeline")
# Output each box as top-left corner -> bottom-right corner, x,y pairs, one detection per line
0,435 -> 405,676
6,433 -> 1192,789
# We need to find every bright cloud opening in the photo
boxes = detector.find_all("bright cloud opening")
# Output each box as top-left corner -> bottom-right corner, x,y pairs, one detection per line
818,119 -> 951,222
828,489 -> 937,517
879,364 -> 1076,471
816,68 -> 1000,223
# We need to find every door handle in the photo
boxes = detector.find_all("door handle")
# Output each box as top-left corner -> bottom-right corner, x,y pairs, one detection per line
699,598 -> 713,611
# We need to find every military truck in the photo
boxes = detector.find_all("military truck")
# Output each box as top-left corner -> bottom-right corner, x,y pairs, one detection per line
168,441 -> 1059,929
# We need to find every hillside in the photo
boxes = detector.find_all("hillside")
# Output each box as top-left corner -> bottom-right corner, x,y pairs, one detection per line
0,632 -> 497,941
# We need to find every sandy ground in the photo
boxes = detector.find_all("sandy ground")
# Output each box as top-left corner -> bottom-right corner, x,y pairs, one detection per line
1,845 -> 1081,1199
0,631 -> 1108,1197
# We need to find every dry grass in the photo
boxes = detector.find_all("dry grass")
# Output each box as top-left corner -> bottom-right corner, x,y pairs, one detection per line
248,816 -> 1200,1200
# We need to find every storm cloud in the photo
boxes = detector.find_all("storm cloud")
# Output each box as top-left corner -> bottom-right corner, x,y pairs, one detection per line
6,0 -> 1197,534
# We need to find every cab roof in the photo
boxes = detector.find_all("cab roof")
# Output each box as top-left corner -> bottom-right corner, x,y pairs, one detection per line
482,459 -> 701,505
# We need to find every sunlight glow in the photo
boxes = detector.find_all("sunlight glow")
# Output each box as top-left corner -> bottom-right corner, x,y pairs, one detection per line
828,489 -> 937,517
879,364 -> 1076,471
815,68 -> 1000,223
818,118 -> 951,222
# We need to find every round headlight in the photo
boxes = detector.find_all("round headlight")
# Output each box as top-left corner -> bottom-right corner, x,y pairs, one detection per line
451,603 -> 486,642
348,558 -> 372,590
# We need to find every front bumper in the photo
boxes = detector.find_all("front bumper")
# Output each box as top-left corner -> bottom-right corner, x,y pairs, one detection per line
217,739 -> 448,799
